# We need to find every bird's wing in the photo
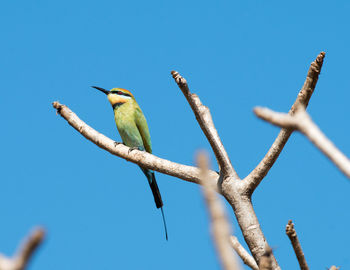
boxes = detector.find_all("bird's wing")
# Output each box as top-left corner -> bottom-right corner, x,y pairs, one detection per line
134,107 -> 152,154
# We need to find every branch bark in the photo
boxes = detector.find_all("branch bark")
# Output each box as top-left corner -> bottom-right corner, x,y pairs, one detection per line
258,247 -> 273,270
254,105 -> 350,179
285,220 -> 309,270
172,71 -> 238,179
230,236 -> 259,270
197,152 -> 240,270
52,102 -> 220,188
243,52 -> 325,194
0,228 -> 45,270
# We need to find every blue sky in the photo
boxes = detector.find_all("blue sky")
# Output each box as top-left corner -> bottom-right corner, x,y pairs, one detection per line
1,0 -> 350,269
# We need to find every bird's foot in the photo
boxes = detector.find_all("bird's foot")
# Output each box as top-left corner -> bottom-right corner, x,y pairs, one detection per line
128,147 -> 141,154
114,141 -> 122,147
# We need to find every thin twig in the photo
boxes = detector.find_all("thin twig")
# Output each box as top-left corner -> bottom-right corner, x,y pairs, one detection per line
230,236 -> 258,270
285,220 -> 309,270
244,52 -> 325,194
197,151 -> 240,270
0,228 -> 45,270
172,71 -> 238,179
254,106 -> 350,179
52,101 -> 219,187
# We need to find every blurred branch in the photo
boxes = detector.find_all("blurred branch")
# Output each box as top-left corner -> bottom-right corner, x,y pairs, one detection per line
329,266 -> 339,270
254,105 -> 350,179
230,236 -> 258,270
172,71 -> 238,179
0,228 -> 45,270
244,52 -> 325,194
197,152 -> 240,270
285,220 -> 309,270
52,101 -> 219,188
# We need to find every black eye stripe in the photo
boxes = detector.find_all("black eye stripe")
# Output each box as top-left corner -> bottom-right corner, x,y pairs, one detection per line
110,90 -> 131,97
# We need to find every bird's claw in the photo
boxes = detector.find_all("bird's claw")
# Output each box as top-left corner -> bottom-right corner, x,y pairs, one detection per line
128,147 -> 139,154
114,141 -> 122,147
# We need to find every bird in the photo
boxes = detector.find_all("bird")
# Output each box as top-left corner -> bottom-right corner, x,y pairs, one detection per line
92,86 -> 168,240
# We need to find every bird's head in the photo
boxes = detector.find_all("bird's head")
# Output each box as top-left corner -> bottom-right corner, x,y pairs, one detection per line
92,86 -> 134,108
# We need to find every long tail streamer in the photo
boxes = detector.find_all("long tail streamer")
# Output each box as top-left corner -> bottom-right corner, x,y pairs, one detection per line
160,207 -> 168,241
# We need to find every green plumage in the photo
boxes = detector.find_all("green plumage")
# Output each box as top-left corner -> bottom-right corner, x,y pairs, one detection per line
92,86 -> 168,240
113,100 -> 152,153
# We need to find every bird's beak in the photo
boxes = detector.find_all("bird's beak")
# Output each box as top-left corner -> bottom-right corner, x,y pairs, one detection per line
92,86 -> 109,95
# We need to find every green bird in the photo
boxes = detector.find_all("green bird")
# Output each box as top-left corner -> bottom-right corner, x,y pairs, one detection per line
93,86 -> 168,240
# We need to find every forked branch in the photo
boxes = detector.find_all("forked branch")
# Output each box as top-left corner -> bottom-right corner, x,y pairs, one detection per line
53,70 -> 281,268
243,52 -> 325,194
53,54 -> 329,270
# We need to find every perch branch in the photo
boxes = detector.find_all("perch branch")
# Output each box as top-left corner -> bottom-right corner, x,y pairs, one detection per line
285,220 -> 309,270
52,102 -> 220,188
197,152 -> 240,270
230,236 -> 259,270
329,266 -> 339,270
254,106 -> 350,179
0,228 -> 45,270
244,52 -> 325,194
172,71 -> 238,179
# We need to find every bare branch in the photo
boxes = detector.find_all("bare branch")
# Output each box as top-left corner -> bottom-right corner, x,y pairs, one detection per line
253,107 -> 297,129
285,220 -> 309,270
244,52 -> 325,194
52,102 -> 281,268
230,236 -> 259,270
258,247 -> 273,270
254,106 -> 350,179
329,266 -> 340,270
52,101 -> 219,188
0,228 -> 45,270
197,152 -> 240,270
172,71 -> 238,179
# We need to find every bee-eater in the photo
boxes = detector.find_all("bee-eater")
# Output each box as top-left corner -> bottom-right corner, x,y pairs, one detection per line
92,86 -> 168,240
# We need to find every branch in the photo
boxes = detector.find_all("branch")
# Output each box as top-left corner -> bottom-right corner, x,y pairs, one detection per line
258,247 -> 273,270
285,220 -> 309,270
244,52 -> 325,194
0,228 -> 45,270
230,236 -> 259,270
329,266 -> 339,270
52,99 -> 280,268
197,152 -> 240,270
172,71 -> 238,179
254,106 -> 350,179
52,102 -> 220,188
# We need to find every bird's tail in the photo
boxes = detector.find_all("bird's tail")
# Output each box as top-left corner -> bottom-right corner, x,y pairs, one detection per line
160,207 -> 168,241
142,168 -> 163,208
140,167 -> 168,240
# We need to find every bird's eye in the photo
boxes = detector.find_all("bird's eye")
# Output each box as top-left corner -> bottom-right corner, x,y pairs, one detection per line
117,91 -> 123,95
